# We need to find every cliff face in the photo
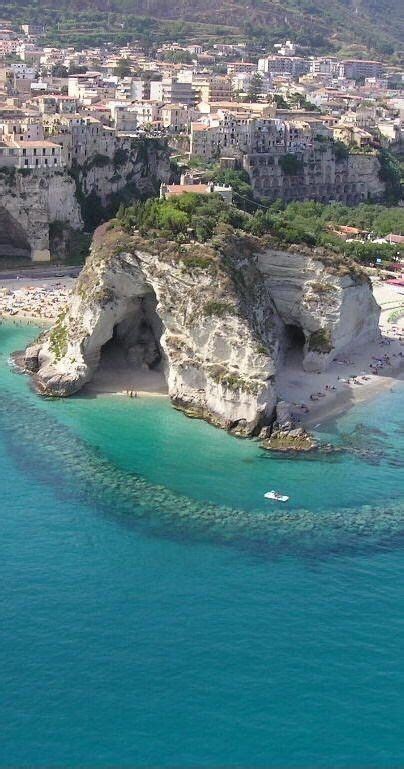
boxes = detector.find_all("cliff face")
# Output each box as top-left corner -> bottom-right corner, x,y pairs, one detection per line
0,138 -> 172,263
258,246 -> 380,372
0,168 -> 82,262
244,148 -> 385,205
75,138 -> 172,211
24,225 -> 380,435
25,225 -> 280,435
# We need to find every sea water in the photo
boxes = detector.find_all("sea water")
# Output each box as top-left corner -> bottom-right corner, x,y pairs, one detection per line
0,323 -> 403,767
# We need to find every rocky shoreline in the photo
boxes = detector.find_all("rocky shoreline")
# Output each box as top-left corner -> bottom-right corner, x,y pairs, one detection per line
20,220 -> 382,447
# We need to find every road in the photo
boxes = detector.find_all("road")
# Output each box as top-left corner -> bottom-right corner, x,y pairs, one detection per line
0,265 -> 81,280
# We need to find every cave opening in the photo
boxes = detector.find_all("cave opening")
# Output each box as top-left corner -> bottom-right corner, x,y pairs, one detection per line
91,291 -> 168,396
283,323 -> 306,369
285,323 -> 306,351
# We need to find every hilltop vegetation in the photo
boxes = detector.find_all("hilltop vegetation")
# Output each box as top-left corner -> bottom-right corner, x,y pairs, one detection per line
116,193 -> 404,267
4,0 -> 403,58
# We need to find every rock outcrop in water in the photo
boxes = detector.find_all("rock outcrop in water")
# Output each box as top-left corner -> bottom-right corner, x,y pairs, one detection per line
24,222 -> 380,437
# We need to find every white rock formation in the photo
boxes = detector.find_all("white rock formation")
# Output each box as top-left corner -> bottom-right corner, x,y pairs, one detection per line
0,168 -> 81,262
258,246 -> 380,371
0,138 -> 171,262
25,226 -> 280,435
24,227 -> 381,435
77,139 -> 172,207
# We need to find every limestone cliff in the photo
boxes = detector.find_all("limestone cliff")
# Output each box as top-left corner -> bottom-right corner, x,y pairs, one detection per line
0,167 -> 82,262
73,138 -> 172,214
0,138 -> 172,263
25,224 -> 280,435
258,245 -> 380,372
244,148 -> 385,205
24,224 -> 380,436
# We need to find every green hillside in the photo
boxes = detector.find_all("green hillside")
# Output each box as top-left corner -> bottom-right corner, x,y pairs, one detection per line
3,0 -> 403,59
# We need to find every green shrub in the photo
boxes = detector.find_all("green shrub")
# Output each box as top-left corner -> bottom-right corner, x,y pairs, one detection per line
279,154 -> 304,176
333,140 -> 349,162
308,328 -> 332,353
309,282 -> 336,293
86,153 -> 110,171
49,310 -> 68,361
0,166 -> 16,183
180,255 -> 211,270
113,148 -> 128,168
388,307 -> 404,323
203,300 -> 237,317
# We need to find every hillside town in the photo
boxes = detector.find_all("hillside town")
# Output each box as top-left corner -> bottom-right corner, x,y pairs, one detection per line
0,23 -> 402,185
0,18 -> 402,272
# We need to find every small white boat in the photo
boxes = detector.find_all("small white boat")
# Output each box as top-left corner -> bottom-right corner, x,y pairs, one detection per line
264,490 -> 289,502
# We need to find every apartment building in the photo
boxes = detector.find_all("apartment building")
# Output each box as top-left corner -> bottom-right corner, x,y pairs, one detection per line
310,58 -> 342,77
109,102 -> 138,132
196,76 -> 233,103
258,55 -> 310,77
190,113 -> 287,160
342,60 -> 384,80
161,103 -> 192,132
150,77 -> 197,106
0,117 -> 44,141
0,137 -> 64,168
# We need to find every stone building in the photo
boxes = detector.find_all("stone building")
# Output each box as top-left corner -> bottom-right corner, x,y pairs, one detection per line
0,137 -> 64,169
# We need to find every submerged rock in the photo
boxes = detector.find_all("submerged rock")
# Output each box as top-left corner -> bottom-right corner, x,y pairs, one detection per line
261,428 -> 319,453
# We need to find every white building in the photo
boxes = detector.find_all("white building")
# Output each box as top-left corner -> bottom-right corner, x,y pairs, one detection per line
150,77 -> 197,106
0,138 -> 64,168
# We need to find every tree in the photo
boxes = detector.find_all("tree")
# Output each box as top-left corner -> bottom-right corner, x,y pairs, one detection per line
211,168 -> 255,211
115,57 -> 132,78
247,73 -> 263,101
51,64 -> 68,78
273,94 -> 288,109
162,50 -> 193,64
333,140 -> 349,162
68,64 -> 88,75
378,149 -> 402,203
279,154 -> 304,175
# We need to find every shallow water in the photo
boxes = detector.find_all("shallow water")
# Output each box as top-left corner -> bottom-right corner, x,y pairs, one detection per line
1,323 -> 403,767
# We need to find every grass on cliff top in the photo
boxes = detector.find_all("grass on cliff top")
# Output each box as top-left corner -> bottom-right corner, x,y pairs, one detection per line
116,194 -> 404,271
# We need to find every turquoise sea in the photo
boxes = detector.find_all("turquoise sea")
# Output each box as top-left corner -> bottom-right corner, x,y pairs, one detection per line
1,322 -> 403,768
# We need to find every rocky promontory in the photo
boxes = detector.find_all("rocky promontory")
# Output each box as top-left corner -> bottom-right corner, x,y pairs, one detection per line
23,207 -> 381,439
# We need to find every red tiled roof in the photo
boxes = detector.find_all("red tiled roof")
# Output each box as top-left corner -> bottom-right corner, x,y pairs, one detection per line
166,184 -> 210,194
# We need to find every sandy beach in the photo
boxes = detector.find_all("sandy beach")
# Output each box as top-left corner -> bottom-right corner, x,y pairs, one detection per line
277,279 -> 404,427
82,342 -> 168,398
1,270 -> 403,417
0,275 -> 75,324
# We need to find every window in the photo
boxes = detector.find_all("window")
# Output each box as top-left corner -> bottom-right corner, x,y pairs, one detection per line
24,159 -> 28,166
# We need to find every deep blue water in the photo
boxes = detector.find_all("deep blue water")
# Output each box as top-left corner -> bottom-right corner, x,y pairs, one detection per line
1,323 -> 403,767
